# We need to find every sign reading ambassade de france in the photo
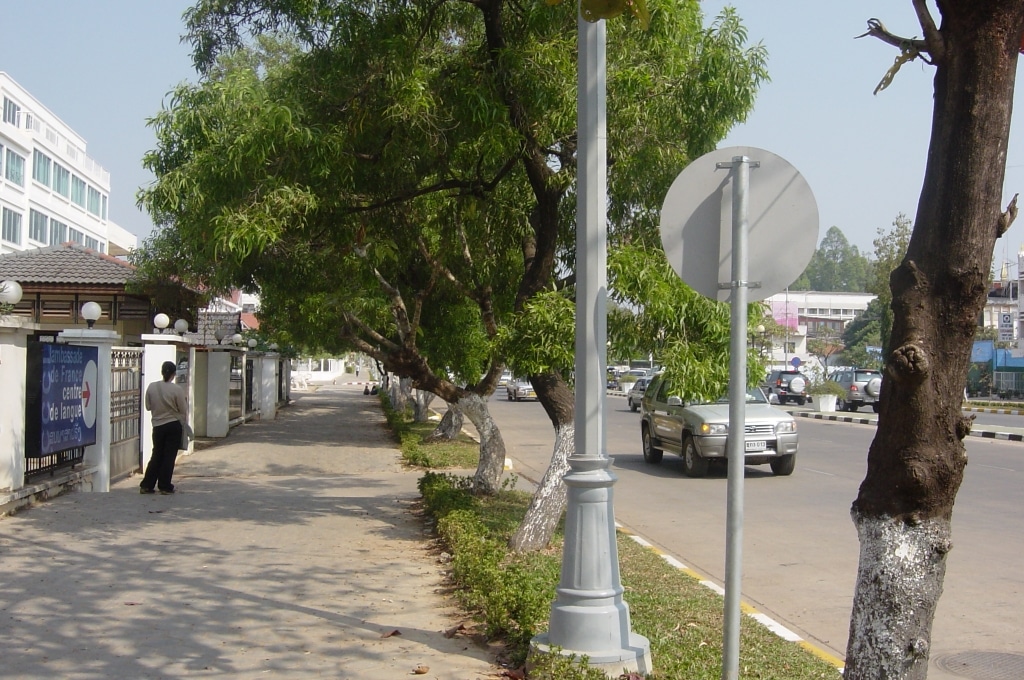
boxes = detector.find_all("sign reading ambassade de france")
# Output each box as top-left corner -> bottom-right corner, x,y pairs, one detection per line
26,343 -> 99,457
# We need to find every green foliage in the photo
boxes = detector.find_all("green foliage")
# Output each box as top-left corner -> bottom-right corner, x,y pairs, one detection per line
608,244 -> 765,401
807,379 -> 846,397
869,213 -> 912,357
840,298 -> 884,368
496,290 -> 576,379
797,226 -> 871,292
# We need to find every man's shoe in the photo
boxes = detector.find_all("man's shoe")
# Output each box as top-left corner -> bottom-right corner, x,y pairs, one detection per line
158,488 -> 175,495
140,487 -> 155,494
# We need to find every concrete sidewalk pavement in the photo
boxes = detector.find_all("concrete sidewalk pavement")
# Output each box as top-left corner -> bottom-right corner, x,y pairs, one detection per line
0,385 -> 500,679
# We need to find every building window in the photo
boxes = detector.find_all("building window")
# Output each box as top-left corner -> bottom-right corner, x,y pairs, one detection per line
101,194 -> 107,220
2,97 -> 19,125
4,149 -> 25,186
84,235 -> 99,250
2,207 -> 22,244
32,149 -> 51,186
99,242 -> 106,254
68,227 -> 84,245
53,163 -> 70,197
71,175 -> 86,207
87,186 -> 101,216
28,208 -> 48,243
49,218 -> 67,244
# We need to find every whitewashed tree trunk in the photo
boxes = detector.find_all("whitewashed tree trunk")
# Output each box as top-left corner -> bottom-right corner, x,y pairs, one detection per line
425,402 -> 463,442
411,389 -> 435,422
509,423 -> 573,552
390,376 -> 412,413
845,513 -> 951,679
459,392 -> 506,495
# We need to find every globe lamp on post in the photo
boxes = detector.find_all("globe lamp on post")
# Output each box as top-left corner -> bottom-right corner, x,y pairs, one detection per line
81,301 -> 102,329
231,333 -> 243,346
153,313 -> 170,334
0,280 -> 24,306
247,338 -> 258,349
174,319 -> 189,336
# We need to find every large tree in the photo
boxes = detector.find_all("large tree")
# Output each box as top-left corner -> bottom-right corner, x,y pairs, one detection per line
845,4 -> 1022,678
140,0 -> 767,550
795,225 -> 871,292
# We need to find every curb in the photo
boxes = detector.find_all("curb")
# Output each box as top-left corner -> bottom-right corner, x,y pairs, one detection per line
791,411 -> 1024,442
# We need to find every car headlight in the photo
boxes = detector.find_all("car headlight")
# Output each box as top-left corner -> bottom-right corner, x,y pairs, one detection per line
700,423 -> 728,435
775,420 -> 797,434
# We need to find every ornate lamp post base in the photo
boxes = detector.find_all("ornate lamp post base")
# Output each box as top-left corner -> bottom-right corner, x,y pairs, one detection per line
530,455 -> 652,677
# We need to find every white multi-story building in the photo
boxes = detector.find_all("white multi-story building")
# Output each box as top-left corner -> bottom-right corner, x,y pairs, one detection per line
763,290 -> 877,369
0,72 -> 136,257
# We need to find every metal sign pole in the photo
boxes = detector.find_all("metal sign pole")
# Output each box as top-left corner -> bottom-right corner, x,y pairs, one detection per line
720,155 -> 755,680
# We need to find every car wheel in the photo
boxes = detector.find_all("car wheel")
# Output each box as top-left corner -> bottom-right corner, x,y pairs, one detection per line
837,397 -> 847,411
506,390 -> 512,401
682,435 -> 709,478
796,397 -> 806,406
872,402 -> 880,413
779,395 -> 788,405
642,425 -> 663,464
849,402 -> 860,412
770,454 -> 796,476
629,398 -> 638,412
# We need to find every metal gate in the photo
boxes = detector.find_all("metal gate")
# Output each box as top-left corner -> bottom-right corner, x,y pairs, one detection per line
110,347 -> 143,479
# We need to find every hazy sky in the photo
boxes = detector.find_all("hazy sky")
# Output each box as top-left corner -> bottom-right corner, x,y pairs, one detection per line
4,1 -> 1023,269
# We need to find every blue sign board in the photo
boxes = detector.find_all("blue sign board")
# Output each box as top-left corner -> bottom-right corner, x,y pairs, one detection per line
37,343 -> 99,455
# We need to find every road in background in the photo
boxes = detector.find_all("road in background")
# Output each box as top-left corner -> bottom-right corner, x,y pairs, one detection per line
486,395 -> 1024,677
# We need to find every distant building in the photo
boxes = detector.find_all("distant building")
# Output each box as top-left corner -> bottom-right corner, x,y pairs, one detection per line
0,72 -> 136,257
763,290 -> 877,369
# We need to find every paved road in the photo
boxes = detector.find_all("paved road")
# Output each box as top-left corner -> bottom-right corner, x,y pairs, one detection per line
487,394 -> 1024,678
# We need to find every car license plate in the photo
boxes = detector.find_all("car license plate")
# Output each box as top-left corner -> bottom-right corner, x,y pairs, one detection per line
745,440 -> 766,452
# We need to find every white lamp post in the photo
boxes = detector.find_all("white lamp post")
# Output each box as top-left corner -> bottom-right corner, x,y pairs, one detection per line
154,313 -> 170,333
247,338 -> 258,349
173,319 -> 189,335
231,333 -> 243,346
81,301 -> 102,329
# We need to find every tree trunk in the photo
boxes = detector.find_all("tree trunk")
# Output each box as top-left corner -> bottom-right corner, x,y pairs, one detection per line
508,421 -> 573,551
411,389 -> 435,422
459,392 -> 508,495
508,371 -> 576,552
389,376 -> 412,413
845,5 -> 1023,677
424,401 -> 464,442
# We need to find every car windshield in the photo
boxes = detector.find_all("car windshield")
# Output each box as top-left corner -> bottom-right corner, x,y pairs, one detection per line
691,387 -> 769,406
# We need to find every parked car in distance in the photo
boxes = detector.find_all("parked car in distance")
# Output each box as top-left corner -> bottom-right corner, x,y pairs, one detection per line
763,370 -> 810,405
828,368 -> 883,412
627,377 -> 651,412
640,373 -> 798,477
506,377 -> 537,401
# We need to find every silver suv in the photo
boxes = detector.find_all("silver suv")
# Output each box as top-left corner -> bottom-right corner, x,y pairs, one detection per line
639,374 -> 799,477
627,377 -> 651,412
828,369 -> 883,412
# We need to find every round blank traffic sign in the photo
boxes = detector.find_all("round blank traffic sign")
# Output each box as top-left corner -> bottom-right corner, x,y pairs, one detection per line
659,146 -> 818,302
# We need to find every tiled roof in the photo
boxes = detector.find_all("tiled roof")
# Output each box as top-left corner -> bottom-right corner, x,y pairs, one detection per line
0,243 -> 136,286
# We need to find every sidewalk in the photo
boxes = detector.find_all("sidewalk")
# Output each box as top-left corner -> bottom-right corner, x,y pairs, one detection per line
0,385 -> 501,679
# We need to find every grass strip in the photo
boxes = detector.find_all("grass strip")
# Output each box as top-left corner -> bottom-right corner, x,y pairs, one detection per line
389,400 -> 842,678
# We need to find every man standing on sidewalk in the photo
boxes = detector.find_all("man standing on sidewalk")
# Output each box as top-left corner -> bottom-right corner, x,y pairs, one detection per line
140,361 -> 188,495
